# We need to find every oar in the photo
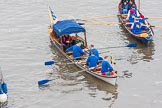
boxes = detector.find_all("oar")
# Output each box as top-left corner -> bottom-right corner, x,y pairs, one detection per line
98,43 -> 138,50
44,56 -> 86,66
148,17 -> 162,20
150,25 -> 162,28
38,69 -> 87,86
71,15 -> 117,22
78,22 -> 122,26
44,61 -> 55,66
38,79 -> 53,86
44,61 -> 76,66
74,16 -> 162,23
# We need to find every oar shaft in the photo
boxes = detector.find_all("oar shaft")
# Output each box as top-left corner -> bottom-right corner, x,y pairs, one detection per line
98,43 -> 137,50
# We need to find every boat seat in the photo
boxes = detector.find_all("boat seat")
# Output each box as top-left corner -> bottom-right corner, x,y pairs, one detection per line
68,55 -> 73,59
66,51 -> 72,55
139,33 -> 148,37
77,60 -> 86,64
127,27 -> 131,30
121,14 -> 128,19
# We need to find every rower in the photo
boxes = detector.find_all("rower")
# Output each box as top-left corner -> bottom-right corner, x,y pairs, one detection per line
86,52 -> 98,69
121,1 -> 129,14
131,18 -> 142,34
88,44 -> 103,60
128,0 -> 137,11
101,56 -> 114,76
66,42 -> 85,60
130,4 -> 140,17
139,18 -> 149,31
126,9 -> 136,22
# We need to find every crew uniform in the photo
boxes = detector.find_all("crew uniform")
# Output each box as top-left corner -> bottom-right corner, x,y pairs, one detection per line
122,2 -> 129,14
89,45 -> 103,60
131,20 -> 142,34
86,54 -> 98,69
139,18 -> 148,30
126,9 -> 137,22
66,43 -> 85,58
101,59 -> 113,75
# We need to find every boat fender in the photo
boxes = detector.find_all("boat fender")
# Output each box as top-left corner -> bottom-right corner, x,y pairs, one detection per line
0,93 -> 7,103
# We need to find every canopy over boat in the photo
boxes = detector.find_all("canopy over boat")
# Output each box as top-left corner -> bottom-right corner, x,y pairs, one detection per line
53,20 -> 86,37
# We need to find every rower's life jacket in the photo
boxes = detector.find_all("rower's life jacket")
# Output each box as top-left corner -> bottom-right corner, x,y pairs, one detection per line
131,21 -> 142,34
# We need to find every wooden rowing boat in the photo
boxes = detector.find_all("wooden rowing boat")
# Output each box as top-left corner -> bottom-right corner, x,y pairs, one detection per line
118,4 -> 154,46
47,7 -> 118,86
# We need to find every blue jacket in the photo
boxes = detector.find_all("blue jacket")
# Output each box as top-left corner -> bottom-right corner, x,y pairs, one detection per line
131,8 -> 140,18
89,48 -> 99,58
86,55 -> 98,68
66,45 -> 85,58
122,4 -> 128,14
101,60 -> 113,74
131,21 -> 142,34
128,14 -> 136,22
139,18 -> 147,30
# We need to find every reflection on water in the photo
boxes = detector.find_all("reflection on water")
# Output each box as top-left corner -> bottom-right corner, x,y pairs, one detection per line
118,25 -> 155,62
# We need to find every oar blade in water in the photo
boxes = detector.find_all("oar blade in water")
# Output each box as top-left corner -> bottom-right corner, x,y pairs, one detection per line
38,79 -> 52,86
44,61 -> 55,66
126,43 -> 137,48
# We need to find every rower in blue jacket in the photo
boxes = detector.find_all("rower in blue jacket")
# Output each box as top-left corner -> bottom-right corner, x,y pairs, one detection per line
139,18 -> 148,30
89,44 -> 103,60
86,52 -> 98,69
131,19 -> 142,34
101,56 -> 113,75
66,42 -> 85,59
122,1 -> 129,14
126,9 -> 136,22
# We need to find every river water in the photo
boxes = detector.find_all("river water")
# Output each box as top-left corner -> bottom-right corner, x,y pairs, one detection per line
0,0 -> 162,108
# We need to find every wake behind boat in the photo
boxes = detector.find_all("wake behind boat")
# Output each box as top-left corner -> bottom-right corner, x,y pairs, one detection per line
118,0 -> 154,46
47,7 -> 118,86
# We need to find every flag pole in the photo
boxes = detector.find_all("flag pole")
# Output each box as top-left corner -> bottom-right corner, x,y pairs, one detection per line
138,0 -> 140,11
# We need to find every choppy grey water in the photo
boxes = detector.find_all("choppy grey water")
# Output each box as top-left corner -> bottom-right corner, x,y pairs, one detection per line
0,0 -> 162,108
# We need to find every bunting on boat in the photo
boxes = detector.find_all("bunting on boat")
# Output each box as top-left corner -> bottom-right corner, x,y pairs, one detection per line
48,7 -> 59,24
